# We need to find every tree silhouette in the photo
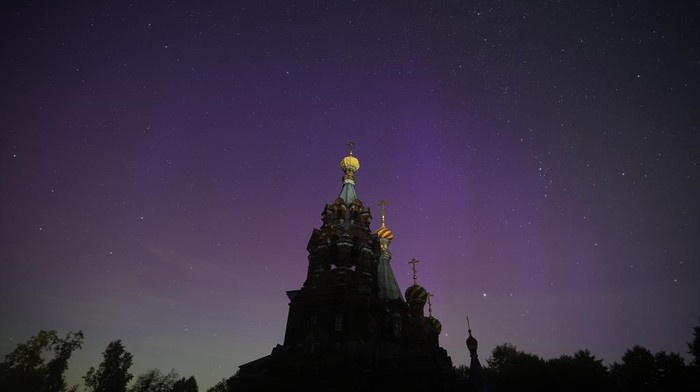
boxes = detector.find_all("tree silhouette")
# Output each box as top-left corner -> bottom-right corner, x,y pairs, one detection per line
128,369 -> 179,392
654,351 -> 691,391
546,349 -> 611,391
609,345 -> 697,392
205,378 -> 229,392
611,345 -> 656,392
689,318 -> 700,368
0,329 -> 84,392
171,376 -> 198,392
486,343 -> 547,391
84,340 -> 133,392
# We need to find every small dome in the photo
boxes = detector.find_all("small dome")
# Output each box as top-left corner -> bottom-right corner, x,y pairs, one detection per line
376,226 -> 394,241
405,284 -> 428,305
341,153 -> 360,173
428,316 -> 443,334
467,331 -> 478,353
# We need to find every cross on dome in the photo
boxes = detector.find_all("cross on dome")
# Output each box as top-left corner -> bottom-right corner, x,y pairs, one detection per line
408,257 -> 420,285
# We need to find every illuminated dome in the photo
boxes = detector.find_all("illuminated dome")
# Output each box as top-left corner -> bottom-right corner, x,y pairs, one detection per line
405,284 -> 428,305
340,152 -> 360,173
376,225 -> 394,241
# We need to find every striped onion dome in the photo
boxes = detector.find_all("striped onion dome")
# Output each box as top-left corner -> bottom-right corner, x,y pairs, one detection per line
405,284 -> 428,305
429,316 -> 443,334
376,224 -> 394,241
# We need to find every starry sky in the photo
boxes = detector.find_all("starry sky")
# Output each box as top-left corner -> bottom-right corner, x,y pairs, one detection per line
1,1 -> 699,390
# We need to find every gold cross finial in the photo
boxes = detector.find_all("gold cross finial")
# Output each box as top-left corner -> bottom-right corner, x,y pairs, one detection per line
408,257 -> 420,285
467,315 -> 472,334
347,140 -> 356,155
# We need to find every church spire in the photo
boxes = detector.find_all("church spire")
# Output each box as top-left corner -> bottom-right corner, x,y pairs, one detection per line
376,199 -> 394,245
376,199 -> 401,301
427,292 -> 443,334
338,141 -> 360,205
466,316 -> 485,391
466,316 -> 479,357
405,258 -> 428,313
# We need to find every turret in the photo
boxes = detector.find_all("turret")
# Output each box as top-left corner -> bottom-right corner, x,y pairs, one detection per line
376,200 -> 402,301
303,142 -> 379,288
405,258 -> 428,317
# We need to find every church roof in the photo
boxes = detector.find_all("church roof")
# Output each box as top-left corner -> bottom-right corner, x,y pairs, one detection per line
338,179 -> 358,205
376,200 -> 401,301
377,253 -> 403,301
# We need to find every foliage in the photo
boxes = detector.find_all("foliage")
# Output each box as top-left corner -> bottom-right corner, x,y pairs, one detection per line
486,343 -> 547,391
128,369 -> 180,392
484,341 -> 696,392
453,364 -> 469,378
84,340 -> 133,392
610,346 -> 694,392
0,329 -> 84,392
689,317 -> 700,368
125,369 -> 199,392
545,349 -> 611,391
172,376 -> 198,392
205,378 -> 229,392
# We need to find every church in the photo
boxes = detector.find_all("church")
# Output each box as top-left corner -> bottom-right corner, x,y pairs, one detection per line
228,145 -> 485,391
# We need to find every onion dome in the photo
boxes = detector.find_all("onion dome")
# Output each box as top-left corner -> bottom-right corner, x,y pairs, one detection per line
467,331 -> 478,354
340,141 -> 360,180
426,292 -> 442,334
340,152 -> 360,173
376,225 -> 393,241
338,142 -> 360,205
405,284 -> 428,305
429,316 -> 443,335
405,258 -> 427,304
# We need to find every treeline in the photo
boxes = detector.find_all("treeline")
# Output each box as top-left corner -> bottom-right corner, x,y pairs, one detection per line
2,323 -> 699,392
0,331 -> 200,392
470,343 -> 697,391
458,322 -> 700,392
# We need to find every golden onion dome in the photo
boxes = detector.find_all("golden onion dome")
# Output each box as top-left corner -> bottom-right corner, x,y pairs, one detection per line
376,225 -> 394,241
340,153 -> 360,173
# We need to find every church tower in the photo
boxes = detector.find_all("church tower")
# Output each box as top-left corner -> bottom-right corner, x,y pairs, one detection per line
230,145 -> 482,391
283,143 -> 382,346
376,200 -> 402,302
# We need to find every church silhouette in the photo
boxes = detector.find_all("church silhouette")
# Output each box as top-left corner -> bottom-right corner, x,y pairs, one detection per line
229,145 -> 484,391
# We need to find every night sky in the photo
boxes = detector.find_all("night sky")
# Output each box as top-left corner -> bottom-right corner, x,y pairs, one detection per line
1,1 -> 699,390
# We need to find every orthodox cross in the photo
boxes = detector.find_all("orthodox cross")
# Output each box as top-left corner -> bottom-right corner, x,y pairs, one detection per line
378,199 -> 388,225
408,257 -> 420,285
347,140 -> 356,155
